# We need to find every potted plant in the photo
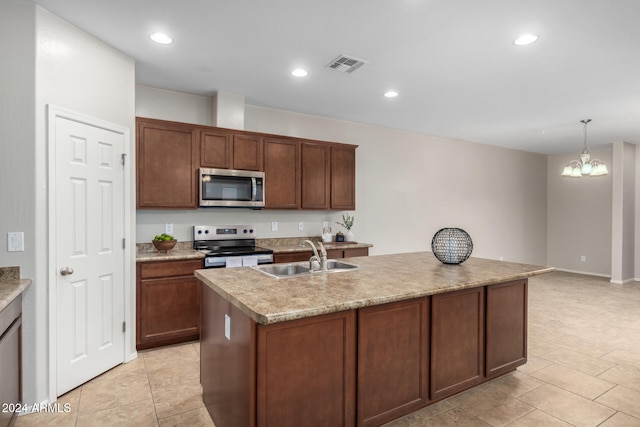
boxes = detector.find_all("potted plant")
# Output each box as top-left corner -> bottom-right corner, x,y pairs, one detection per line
335,212 -> 355,242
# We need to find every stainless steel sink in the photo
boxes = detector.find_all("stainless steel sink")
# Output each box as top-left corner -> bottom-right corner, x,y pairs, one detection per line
252,260 -> 359,279
325,260 -> 359,271
254,264 -> 311,278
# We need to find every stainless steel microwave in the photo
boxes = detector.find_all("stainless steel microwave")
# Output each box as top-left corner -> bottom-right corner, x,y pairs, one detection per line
199,168 -> 265,208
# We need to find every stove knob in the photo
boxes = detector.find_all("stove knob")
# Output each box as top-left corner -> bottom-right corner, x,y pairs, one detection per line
197,230 -> 202,234
205,230 -> 209,234
250,229 -> 254,234
243,229 -> 248,234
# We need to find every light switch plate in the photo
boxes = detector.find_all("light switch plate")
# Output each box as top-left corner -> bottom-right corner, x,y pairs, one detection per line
165,223 -> 173,234
271,222 -> 278,232
8,232 -> 24,252
298,221 -> 304,230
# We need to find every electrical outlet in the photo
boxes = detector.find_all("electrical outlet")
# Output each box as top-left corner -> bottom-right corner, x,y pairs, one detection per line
298,221 -> 304,231
580,255 -> 586,262
271,222 -> 278,232
323,221 -> 329,228
224,314 -> 231,340
165,223 -> 173,234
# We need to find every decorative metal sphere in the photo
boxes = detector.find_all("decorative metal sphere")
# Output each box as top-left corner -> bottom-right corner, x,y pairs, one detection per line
431,228 -> 473,265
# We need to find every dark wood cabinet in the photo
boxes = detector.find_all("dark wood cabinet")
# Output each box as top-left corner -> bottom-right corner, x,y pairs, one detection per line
200,129 -> 263,171
0,295 -> 21,427
136,259 -> 203,350
257,310 -> 356,427
136,118 -> 199,209
430,287 -> 484,401
263,138 -> 300,209
486,280 -> 527,378
301,142 -> 331,209
331,145 -> 356,210
273,247 -> 369,263
358,298 -> 429,427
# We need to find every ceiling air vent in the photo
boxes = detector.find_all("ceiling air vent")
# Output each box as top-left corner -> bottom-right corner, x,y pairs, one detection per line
326,55 -> 369,73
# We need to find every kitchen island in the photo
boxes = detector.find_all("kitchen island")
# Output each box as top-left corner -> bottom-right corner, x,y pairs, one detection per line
195,252 -> 553,427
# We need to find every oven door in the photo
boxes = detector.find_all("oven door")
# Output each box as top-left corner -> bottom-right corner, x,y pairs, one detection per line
204,254 -> 273,268
200,168 -> 265,208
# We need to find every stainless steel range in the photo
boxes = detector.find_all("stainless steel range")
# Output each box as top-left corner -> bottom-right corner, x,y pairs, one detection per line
193,225 -> 274,268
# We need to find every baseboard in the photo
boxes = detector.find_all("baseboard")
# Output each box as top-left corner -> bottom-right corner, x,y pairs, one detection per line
554,268 -> 611,279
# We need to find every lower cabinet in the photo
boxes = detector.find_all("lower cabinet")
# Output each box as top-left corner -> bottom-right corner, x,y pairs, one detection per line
0,295 -> 21,427
357,298 -> 429,427
486,279 -> 528,378
136,259 -> 203,350
430,287 -> 485,401
273,247 -> 369,263
257,311 -> 356,427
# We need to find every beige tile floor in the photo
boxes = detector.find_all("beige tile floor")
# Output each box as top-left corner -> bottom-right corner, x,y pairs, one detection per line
15,271 -> 640,426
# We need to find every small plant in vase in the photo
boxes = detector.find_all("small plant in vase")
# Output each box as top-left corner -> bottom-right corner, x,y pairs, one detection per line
336,212 -> 355,242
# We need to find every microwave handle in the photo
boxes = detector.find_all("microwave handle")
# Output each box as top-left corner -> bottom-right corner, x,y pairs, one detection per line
251,177 -> 257,201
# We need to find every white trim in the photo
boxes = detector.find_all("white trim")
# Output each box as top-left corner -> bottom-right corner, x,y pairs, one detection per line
553,268 -> 611,279
46,105 -> 134,402
610,278 -> 636,285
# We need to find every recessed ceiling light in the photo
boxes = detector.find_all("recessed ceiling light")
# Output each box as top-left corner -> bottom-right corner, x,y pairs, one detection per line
513,34 -> 539,46
291,68 -> 308,77
150,32 -> 173,44
384,91 -> 399,98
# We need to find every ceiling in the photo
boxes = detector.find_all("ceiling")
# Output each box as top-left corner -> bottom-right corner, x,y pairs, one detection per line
29,0 -> 640,154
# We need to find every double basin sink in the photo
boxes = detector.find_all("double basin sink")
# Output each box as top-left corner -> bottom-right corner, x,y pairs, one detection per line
252,260 -> 359,279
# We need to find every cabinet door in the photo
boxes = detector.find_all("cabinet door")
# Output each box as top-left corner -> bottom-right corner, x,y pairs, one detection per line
430,287 -> 484,401
264,138 -> 300,209
137,119 -> 198,209
486,280 -> 528,378
358,298 -> 429,427
273,252 -> 309,263
0,296 -> 21,427
257,310 -> 356,427
331,145 -> 356,210
200,128 -> 232,169
136,261 -> 202,350
301,142 -> 330,209
233,134 -> 263,171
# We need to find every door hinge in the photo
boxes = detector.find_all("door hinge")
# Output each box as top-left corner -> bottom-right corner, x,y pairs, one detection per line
122,238 -> 126,249
122,321 -> 126,333
121,153 -> 127,167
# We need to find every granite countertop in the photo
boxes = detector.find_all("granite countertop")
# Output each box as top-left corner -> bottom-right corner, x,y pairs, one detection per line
257,237 -> 373,254
136,241 -> 204,262
195,252 -> 554,325
0,267 -> 31,313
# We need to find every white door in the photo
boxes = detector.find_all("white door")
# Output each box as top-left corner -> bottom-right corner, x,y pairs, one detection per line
54,114 -> 126,396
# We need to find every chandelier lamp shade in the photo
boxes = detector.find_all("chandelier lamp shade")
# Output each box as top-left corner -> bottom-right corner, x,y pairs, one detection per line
562,119 -> 608,177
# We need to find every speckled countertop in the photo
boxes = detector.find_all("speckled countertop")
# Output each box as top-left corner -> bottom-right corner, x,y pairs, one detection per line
135,238 -> 373,262
257,237 -> 372,253
136,241 -> 205,262
195,252 -> 554,325
0,267 -> 31,313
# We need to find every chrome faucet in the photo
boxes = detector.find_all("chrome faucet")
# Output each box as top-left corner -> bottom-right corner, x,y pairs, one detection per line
304,240 -> 328,271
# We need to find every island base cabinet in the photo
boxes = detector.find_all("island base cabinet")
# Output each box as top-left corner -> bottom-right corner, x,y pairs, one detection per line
430,287 -> 485,401
201,284 -> 256,427
357,298 -> 429,427
486,280 -> 528,378
257,310 -> 357,427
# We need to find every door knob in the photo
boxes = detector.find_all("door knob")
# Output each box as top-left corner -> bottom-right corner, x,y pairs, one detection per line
60,267 -> 74,276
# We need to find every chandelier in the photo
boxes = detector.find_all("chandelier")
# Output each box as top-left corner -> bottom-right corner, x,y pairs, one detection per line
562,119 -> 608,177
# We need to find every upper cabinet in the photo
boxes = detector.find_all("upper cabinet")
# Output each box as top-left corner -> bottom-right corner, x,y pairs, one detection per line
136,117 -> 357,210
264,138 -> 300,209
200,129 -> 263,171
330,145 -> 356,210
301,142 -> 331,209
137,118 -> 199,209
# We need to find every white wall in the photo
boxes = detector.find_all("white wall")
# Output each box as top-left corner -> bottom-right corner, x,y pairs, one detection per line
547,150 -> 613,276
137,86 -> 548,264
0,2 -> 136,404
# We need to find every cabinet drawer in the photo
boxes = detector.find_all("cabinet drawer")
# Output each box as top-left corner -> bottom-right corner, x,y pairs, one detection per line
139,259 -> 203,279
0,294 -> 21,337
